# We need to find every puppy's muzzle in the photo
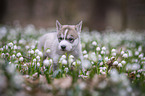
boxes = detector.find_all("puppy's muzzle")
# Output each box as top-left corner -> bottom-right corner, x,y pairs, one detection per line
61,45 -> 66,51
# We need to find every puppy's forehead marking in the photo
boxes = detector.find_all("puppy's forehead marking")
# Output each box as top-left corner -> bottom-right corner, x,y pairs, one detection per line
57,25 -> 79,39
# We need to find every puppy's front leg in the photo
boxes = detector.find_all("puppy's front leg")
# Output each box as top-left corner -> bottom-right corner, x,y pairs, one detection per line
52,54 -> 60,71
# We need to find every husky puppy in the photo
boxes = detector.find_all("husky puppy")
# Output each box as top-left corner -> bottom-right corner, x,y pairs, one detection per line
38,20 -> 83,70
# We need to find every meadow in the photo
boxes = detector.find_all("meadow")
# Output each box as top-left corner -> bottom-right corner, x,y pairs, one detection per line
0,24 -> 145,96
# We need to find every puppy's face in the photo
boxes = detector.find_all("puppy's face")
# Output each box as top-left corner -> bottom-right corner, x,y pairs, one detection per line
56,20 -> 82,52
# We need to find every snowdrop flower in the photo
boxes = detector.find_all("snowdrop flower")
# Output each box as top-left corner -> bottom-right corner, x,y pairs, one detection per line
96,47 -> 100,51
83,54 -> 88,59
98,54 -> 102,60
105,57 -> 109,62
82,60 -> 91,69
0,48 -> 3,51
82,50 -> 87,54
19,57 -> 24,61
135,51 -> 139,56
102,47 -> 106,51
139,53 -> 144,58
31,45 -> 35,49
111,49 -> 116,53
113,61 -> 118,65
36,56 -> 40,60
25,45 -> 30,50
30,50 -> 34,54
8,42 -> 13,47
16,52 -> 21,57
38,51 -> 43,57
46,49 -> 51,53
6,53 -> 9,56
76,60 -> 81,65
111,52 -> 116,56
1,53 -> 5,58
72,62 -> 76,66
138,46 -> 142,52
33,59 -> 36,62
118,63 -> 122,67
37,62 -> 40,66
121,51 -> 124,55
69,55 -> 74,59
122,53 -> 128,58
12,54 -> 15,58
100,62 -> 103,66
121,60 -> 126,65
127,50 -> 132,57
62,59 -> 67,65
43,59 -> 50,66
101,50 -> 105,54
35,49 -> 40,54
13,45 -> 17,50
92,41 -> 97,46
61,55 -> 66,59
64,67 -> 68,72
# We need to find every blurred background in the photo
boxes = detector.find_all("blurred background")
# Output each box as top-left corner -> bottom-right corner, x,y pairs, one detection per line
0,0 -> 145,31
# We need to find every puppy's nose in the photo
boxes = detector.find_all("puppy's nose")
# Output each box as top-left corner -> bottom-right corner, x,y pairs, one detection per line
61,45 -> 66,50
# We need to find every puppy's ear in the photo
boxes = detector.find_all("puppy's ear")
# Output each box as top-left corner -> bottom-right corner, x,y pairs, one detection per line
56,20 -> 62,31
76,21 -> 82,33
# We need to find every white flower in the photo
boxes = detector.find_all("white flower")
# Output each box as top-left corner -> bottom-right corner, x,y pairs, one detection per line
38,51 -> 43,57
92,41 -> 97,46
35,49 -> 40,54
76,60 -> 81,65
127,50 -> 132,57
33,59 -> 36,62
113,61 -> 118,65
139,53 -> 144,58
121,51 -> 124,55
111,49 -> 116,53
0,48 -> 3,51
19,57 -> 24,61
82,50 -> 87,54
16,52 -> 21,57
25,45 -> 30,50
8,42 -> 13,47
118,63 -> 122,67
101,51 -> 105,54
13,45 -> 17,50
98,54 -> 102,60
62,59 -> 67,65
111,52 -> 116,56
43,59 -> 50,66
61,55 -> 66,59
12,54 -> 15,58
121,60 -> 126,64
122,53 -> 128,58
105,57 -> 109,62
64,68 -> 68,72
13,40 -> 17,44
30,50 -> 34,54
96,47 -> 100,51
69,55 -> 74,59
46,49 -> 51,53
31,45 -> 35,49
100,62 -> 103,66
135,51 -> 139,56
83,54 -> 88,59
138,46 -> 142,52
36,56 -> 40,60
72,62 -> 76,66
37,63 -> 40,66
102,47 -> 106,51
1,53 -> 5,58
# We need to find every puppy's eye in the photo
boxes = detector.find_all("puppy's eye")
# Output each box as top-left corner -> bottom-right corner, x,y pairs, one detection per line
68,38 -> 74,43
58,37 -> 63,41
